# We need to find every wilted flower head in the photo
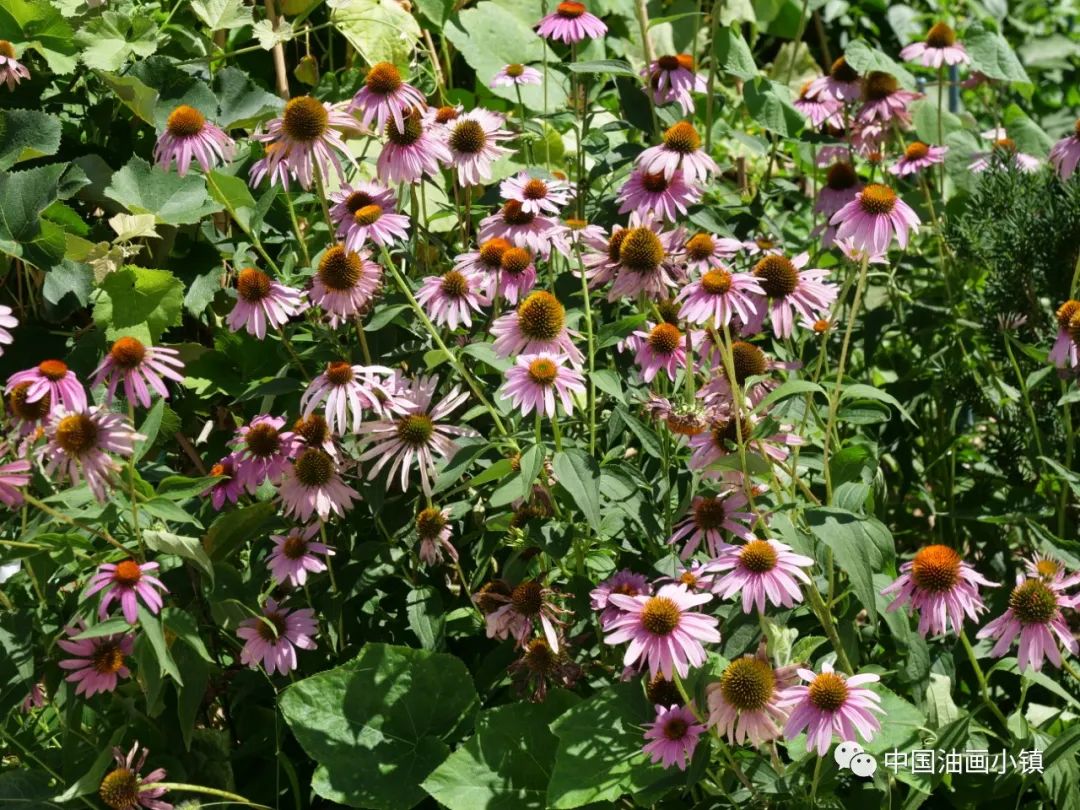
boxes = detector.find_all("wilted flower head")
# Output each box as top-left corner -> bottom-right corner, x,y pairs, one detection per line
98,742 -> 171,810
0,40 -> 30,90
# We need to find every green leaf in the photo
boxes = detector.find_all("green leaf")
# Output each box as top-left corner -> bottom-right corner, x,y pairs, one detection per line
412,0 -> 453,25
966,25 -> 1031,85
790,635 -> 827,663
128,56 -> 218,130
135,397 -> 166,460
53,728 -> 126,801
203,501 -> 278,561
0,0 -> 77,74
191,0 -> 254,30
910,98 -> 964,146
173,642 -> 211,751
106,156 -> 223,226
840,382 -> 916,424
0,109 -> 61,170
566,60 -> 637,77
92,266 -> 184,343
547,682 -> 668,808
97,71 -> 160,125
552,449 -> 603,534
137,605 -> 183,684
71,617 -> 133,640
713,25 -> 757,80
144,530 -> 215,582
591,368 -> 624,403
743,78 -> 805,136
205,169 -> 257,230
0,163 -> 88,268
156,475 -> 220,500
280,643 -> 479,810
806,506 -> 895,621
331,0 -> 421,71
406,587 -> 445,650
76,11 -> 158,72
1044,725 -> 1080,772
423,692 -> 580,810
754,378 -> 823,412
213,66 -> 282,129
843,40 -> 916,88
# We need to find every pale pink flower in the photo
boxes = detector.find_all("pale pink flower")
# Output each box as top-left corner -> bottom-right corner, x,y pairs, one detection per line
794,81 -> 843,128
267,524 -> 334,586
20,683 -> 45,713
232,414 -> 297,492
536,1 -> 607,43
1025,554 -> 1080,595
490,63 -> 543,87
976,574 -> 1080,672
0,446 -> 30,509
226,267 -> 306,339
617,168 -> 700,222
707,646 -> 798,746
889,141 -> 948,176
500,172 -> 574,216
415,269 -> 489,329
969,129 -> 1042,174
830,184 -> 920,257
751,252 -> 838,338
807,56 -> 862,103
636,121 -> 718,185
856,72 -> 921,125
309,245 -> 383,328
711,539 -> 814,613
1050,120 -> 1080,181
85,559 -> 168,625
277,448 -> 358,522
252,96 -> 357,189
668,492 -> 756,558
42,407 -> 142,502
481,244 -> 538,305
7,359 -> 86,414
675,266 -> 764,328
331,182 -> 409,252
779,662 -> 885,756
57,621 -> 135,697
0,41 -> 30,90
881,544 -> 996,637
0,304 -> 16,356
416,506 -> 457,565
642,704 -> 706,770
479,579 -> 567,652
899,23 -> 969,67
478,201 -> 561,258
500,352 -> 585,417
604,583 -> 720,679
632,321 -> 686,383
606,218 -> 685,301
300,361 -> 407,435
590,569 -> 650,628
348,62 -> 426,134
697,338 -> 793,407
643,54 -> 707,115
153,104 -> 235,176
91,337 -> 184,409
490,291 -> 584,366
237,598 -> 318,676
815,163 -> 863,246
446,109 -> 513,186
377,107 -> 452,184
98,742 -> 172,810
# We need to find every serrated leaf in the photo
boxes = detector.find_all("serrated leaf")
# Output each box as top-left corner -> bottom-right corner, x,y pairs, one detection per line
0,0 -> 78,74
714,25 -> 757,80
191,0 -> 253,31
0,109 -> 61,170
966,25 -> 1031,85
566,59 -> 636,77
331,0 -> 419,70
106,156 -> 223,226
843,39 -> 916,88
76,11 -> 158,71
806,506 -> 895,621
253,18 -> 294,50
214,66 -> 281,129
128,56 -> 218,129
92,265 -> 184,343
0,163 -> 88,268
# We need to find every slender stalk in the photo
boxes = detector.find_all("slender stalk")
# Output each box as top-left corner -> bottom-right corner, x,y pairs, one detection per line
805,579 -> 854,673
937,63 -> 946,197
958,630 -> 1010,729
127,401 -> 143,553
634,0 -> 660,140
672,674 -> 756,795
573,245 -> 597,454
277,327 -> 310,380
283,190 -> 311,267
514,83 -> 532,165
263,0 -> 290,99
145,783 -> 272,809
206,173 -> 282,275
22,493 -> 128,555
1002,333 -> 1046,462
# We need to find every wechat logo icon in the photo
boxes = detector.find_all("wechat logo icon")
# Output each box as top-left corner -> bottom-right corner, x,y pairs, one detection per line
835,741 -> 877,778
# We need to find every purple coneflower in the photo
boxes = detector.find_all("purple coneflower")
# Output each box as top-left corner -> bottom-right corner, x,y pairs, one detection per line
267,524 -> 334,587
301,361 -> 406,435
57,621 -> 135,697
91,337 -> 185,409
880,544 -> 996,637
899,22 -> 969,67
454,237 -> 513,288
484,245 -> 538,305
856,71 -> 921,125
357,375 -> 476,495
0,444 -> 30,508
490,291 -> 584,365
1025,554 -> 1080,594
203,453 -> 244,510
643,54 -> 706,115
277,447 -> 358,521
85,559 -> 168,625
632,322 -> 686,383
814,163 -> 863,236
416,506 -> 457,565
698,340 -> 790,407
807,56 -> 862,103
603,583 -> 720,679
590,569 -> 650,629
377,107 -> 451,184
501,172 -> 574,216
415,269 -> 489,329
679,232 -> 730,274
500,352 -> 585,417
232,415 -> 296,492
253,96 -> 356,189
491,63 -> 543,87
607,220 -> 683,301
478,201 -> 561,258
445,109 -> 513,186
331,182 -> 409,252
292,413 -> 340,458
636,121 -> 718,184
1050,120 -> 1080,181
794,81 -> 843,129
479,579 -> 566,651
617,168 -> 700,222
969,129 -> 1042,173
889,141 -> 948,176
249,142 -> 295,189
707,646 -> 798,746
97,742 -> 171,810
536,1 -> 607,44
779,663 -> 885,755
237,598 -> 317,676
643,704 -> 706,770
226,267 -> 306,339
751,252 -> 837,338
688,411 -> 802,473
349,61 -> 426,133
830,183 -> 920,256
7,359 -> 86,414
711,539 -> 814,613
675,266 -> 764,329
976,574 -> 1079,672
669,492 -> 755,558
153,104 -> 234,176
309,245 -> 382,327
20,683 -> 45,713
0,41 -> 29,90
42,408 -> 141,502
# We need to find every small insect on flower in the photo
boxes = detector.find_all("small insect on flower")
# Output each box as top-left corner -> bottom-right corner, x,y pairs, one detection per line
349,61 -> 427,134
98,742 -> 171,810
85,558 -> 168,625
491,63 -> 543,88
91,336 -> 185,410
237,598 -> 318,676
500,352 -> 586,418
267,524 -> 334,587
42,408 -> 143,503
976,574 -> 1079,672
535,1 -> 608,44
779,662 -> 885,756
0,40 -> 30,90
57,620 -> 136,697
154,104 -> 235,176
707,645 -> 798,746
642,704 -> 707,770
899,22 -> 970,67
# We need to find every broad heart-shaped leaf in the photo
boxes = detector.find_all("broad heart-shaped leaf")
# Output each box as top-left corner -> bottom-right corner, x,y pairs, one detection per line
331,0 -> 421,71
98,71 -> 160,125
190,0 -> 254,31
92,265 -> 184,343
75,11 -> 158,72
422,691 -> 580,810
0,0 -> 77,74
280,643 -> 479,810
213,66 -> 282,130
965,24 -> 1031,85
0,109 -> 61,170
743,78 -> 805,137
713,25 -> 757,80
106,156 -> 223,226
552,449 -> 603,534
547,682 -> 668,808
0,163 -> 88,269
806,506 -> 895,621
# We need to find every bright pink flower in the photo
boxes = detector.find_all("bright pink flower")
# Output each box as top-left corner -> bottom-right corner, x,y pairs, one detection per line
899,23 -> 969,67
237,598 -> 318,676
830,184 -> 920,257
92,337 -> 184,409
500,352 -> 585,417
154,104 -> 234,176
606,218 -> 685,301
357,375 -> 476,495
536,1 -> 607,43
590,569 -> 650,628
0,304 -> 16,357
604,583 -> 720,679
416,506 -> 457,566
490,291 -> 584,365
0,447 -> 30,509
478,201 -> 561,258
889,141 -> 948,176
267,524 -> 334,586
881,544 -> 996,637
86,559 -> 168,625
697,338 -> 792,407
751,252 -> 838,338
707,647 -> 798,746
711,539 -> 814,613
57,621 -> 135,697
481,244 -> 538,305
203,453 -> 244,510
301,362 -> 407,435
779,662 -> 885,755
632,322 -> 686,383
0,41 -> 30,90
252,96 -> 357,189
976,574 -> 1079,672
330,182 -> 410,252
348,62 -> 426,134
232,415 -> 297,492
643,54 -> 707,114
668,492 -> 756,558
415,269 -> 489,328
377,108 -> 451,184
1050,120 -> 1080,181
969,129 -> 1042,174
675,266 -> 764,328
688,411 -> 803,474
794,81 -> 843,128
309,245 -> 383,328
226,267 -> 305,338
807,56 -> 862,103
617,168 -> 700,223
42,408 -> 142,502
490,63 -> 543,87
501,172 -> 574,216
678,231 -> 730,274
856,72 -> 921,125
99,742 -> 172,810
636,121 -> 718,184
445,109 -> 513,186
814,163 -> 864,247
642,704 -> 706,770
7,359 -> 87,414
20,683 -> 45,713
277,448 -> 358,522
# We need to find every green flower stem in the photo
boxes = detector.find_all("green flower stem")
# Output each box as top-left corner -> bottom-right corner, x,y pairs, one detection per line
804,578 -> 854,674
127,401 -> 144,554
277,326 -> 310,381
514,83 -> 532,165
672,673 -> 756,795
633,0 -> 660,140
283,189 -> 311,267
382,252 -> 511,440
937,63 -> 946,197
1002,333 -> 1046,463
143,783 -> 272,809
318,521 -> 344,651
22,494 -> 128,555
958,629 -> 1010,729
550,411 -> 563,452
573,245 -> 597,454
711,323 -> 757,509
312,167 -> 336,240
205,172 -> 282,276
821,252 -> 871,503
